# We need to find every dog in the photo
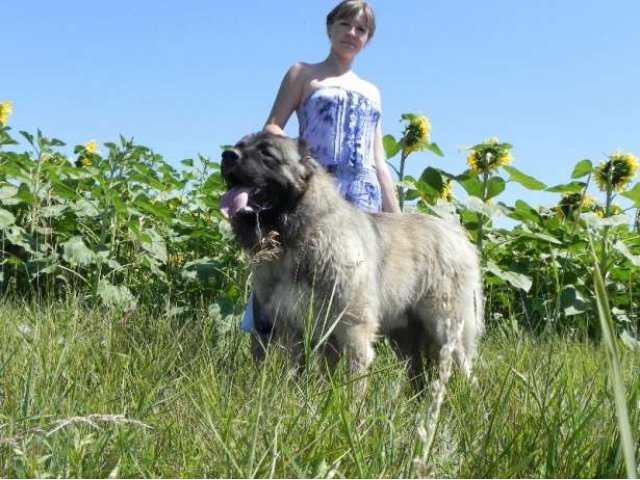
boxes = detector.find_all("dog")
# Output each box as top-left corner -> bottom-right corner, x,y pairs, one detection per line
220,132 -> 483,383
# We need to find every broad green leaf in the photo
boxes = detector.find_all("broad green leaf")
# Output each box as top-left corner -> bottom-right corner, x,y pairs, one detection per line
455,171 -> 484,198
0,186 -> 18,201
71,199 -> 100,218
19,130 -> 35,146
419,167 -> 445,191
620,182 -> 640,207
571,159 -> 593,179
613,240 -> 640,267
503,166 -> 546,190
506,200 -> 541,224
485,176 -> 506,200
0,208 -> 16,228
138,228 -> 168,263
486,261 -> 532,292
62,236 -> 96,266
383,134 -> 401,159
580,212 -> 632,228
426,142 -> 444,157
462,197 -> 508,218
546,181 -> 586,193
515,230 -> 563,245
183,258 -> 220,281
560,285 -> 591,316
41,204 -> 67,218
97,279 -> 137,311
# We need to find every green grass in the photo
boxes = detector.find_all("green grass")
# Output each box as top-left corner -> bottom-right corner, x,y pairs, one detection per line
1,301 -> 639,478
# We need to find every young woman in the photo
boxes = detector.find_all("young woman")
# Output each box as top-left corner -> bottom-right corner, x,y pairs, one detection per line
242,0 -> 400,333
264,0 -> 399,214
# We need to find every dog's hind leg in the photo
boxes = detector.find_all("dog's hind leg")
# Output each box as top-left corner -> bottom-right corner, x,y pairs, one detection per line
388,316 -> 428,392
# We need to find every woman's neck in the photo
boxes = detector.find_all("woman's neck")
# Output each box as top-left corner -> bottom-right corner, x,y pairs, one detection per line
323,50 -> 355,76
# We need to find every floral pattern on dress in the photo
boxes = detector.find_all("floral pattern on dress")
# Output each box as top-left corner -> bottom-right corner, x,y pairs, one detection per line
299,86 -> 382,213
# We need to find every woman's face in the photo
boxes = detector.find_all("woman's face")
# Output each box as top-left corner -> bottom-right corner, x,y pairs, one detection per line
328,11 -> 370,59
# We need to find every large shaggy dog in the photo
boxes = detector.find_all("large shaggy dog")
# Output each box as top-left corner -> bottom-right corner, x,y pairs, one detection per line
220,132 -> 483,381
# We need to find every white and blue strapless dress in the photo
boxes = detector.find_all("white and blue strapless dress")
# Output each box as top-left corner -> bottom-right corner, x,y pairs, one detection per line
299,86 -> 383,213
240,86 -> 383,332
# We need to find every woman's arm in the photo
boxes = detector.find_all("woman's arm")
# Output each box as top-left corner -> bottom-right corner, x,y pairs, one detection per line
374,121 -> 401,213
264,62 -> 306,133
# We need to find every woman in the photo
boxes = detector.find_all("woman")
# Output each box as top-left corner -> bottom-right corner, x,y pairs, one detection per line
264,0 -> 399,214
242,0 -> 400,333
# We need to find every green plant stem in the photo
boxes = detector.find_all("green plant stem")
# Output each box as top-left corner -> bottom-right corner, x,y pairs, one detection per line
397,151 -> 408,211
477,170 -> 490,262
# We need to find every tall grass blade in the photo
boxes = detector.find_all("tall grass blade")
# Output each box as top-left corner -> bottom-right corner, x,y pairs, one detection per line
588,233 -> 638,479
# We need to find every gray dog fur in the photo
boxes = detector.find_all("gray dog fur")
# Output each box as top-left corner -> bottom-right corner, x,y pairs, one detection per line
221,132 -> 484,381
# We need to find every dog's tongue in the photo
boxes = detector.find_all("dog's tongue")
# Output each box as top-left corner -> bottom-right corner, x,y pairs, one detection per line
220,187 -> 253,218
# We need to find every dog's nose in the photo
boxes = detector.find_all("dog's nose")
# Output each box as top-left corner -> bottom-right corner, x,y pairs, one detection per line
221,149 -> 240,164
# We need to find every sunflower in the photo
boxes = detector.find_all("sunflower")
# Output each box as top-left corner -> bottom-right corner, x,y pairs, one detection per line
85,140 -> 99,154
438,178 -> 453,202
0,101 -> 13,125
466,137 -> 513,175
76,156 -> 92,167
594,151 -> 638,192
401,114 -> 431,154
556,193 -> 597,220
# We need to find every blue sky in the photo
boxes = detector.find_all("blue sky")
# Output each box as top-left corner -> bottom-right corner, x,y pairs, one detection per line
4,0 -> 639,208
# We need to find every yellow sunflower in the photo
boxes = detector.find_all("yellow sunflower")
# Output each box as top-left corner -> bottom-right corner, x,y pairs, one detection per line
556,193 -> 598,220
438,178 -> 453,201
85,140 -> 99,154
467,137 -> 513,175
0,101 -> 13,125
594,151 -> 638,192
401,114 -> 431,154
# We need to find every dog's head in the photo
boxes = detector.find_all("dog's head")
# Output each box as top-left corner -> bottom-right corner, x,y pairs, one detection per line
220,132 -> 317,247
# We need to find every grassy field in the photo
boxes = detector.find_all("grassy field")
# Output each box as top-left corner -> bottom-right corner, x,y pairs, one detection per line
1,301 -> 638,478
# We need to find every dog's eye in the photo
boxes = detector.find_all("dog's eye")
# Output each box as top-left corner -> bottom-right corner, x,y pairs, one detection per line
258,145 -> 280,165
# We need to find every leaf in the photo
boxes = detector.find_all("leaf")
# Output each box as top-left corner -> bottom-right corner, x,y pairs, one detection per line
71,199 -> 100,218
485,176 -> 507,200
383,134 -> 401,159
138,228 -> 168,263
620,331 -> 640,351
97,279 -> 137,311
546,181 -> 586,194
426,142 -> 444,157
486,261 -> 532,292
613,240 -> 640,267
506,200 -> 541,224
62,236 -> 96,266
503,166 -> 546,190
580,212 -> 632,228
0,208 -> 16,229
620,182 -> 640,207
0,186 -> 18,202
455,171 -> 484,198
571,159 -> 593,179
419,167 -> 445,191
515,230 -> 563,246
560,285 -> 591,316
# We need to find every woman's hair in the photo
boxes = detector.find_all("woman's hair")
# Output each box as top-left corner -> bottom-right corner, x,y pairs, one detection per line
326,1 -> 376,41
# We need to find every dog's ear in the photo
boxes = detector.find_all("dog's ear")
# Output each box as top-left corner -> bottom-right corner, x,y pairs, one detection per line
296,137 -> 317,176
296,137 -> 310,158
